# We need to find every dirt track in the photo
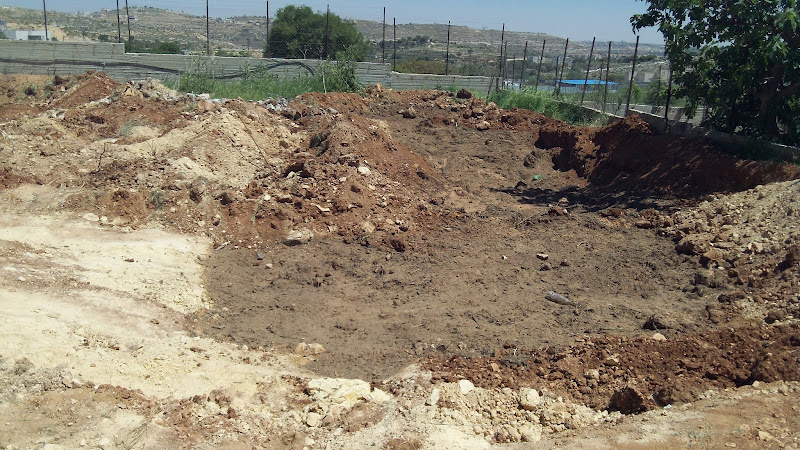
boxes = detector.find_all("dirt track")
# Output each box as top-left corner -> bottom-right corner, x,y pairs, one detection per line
1,72 -> 799,448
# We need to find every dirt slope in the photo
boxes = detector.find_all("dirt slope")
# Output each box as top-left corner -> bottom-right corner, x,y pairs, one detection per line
1,72 -> 799,448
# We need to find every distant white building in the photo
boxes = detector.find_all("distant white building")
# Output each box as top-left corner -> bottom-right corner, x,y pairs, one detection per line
11,29 -> 49,41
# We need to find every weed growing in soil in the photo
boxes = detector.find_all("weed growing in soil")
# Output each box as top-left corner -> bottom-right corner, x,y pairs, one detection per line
178,58 -> 362,100
488,89 -> 610,126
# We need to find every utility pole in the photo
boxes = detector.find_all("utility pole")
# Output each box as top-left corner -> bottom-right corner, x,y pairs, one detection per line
382,7 -> 386,64
445,21 -> 451,75
534,39 -> 545,91
580,37 -> 596,106
42,0 -> 48,41
206,0 -> 210,56
125,0 -> 131,50
625,35 -> 640,116
116,0 -> 122,43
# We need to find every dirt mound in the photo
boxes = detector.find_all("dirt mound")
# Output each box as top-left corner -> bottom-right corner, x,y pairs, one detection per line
294,91 -> 369,114
536,115 -> 800,197
5,72 -> 800,448
50,71 -> 120,109
428,323 -> 800,413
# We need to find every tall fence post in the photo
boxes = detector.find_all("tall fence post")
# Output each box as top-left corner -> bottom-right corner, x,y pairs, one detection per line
323,4 -> 330,59
503,41 -> 508,84
602,41 -> 611,113
206,0 -> 210,56
554,56 -> 559,91
381,6 -> 386,64
556,38 -> 569,97
520,41 -> 528,90
625,35 -> 640,116
445,21 -> 451,76
125,0 -> 131,50
116,0 -> 122,43
534,39 -> 545,91
664,68 -> 674,125
42,0 -> 48,41
496,24 -> 504,91
392,18 -> 396,71
511,55 -> 516,87
265,1 -> 270,57
580,37 -> 596,106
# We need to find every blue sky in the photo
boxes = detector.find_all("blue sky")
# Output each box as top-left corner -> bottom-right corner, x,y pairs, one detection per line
0,1 -> 663,44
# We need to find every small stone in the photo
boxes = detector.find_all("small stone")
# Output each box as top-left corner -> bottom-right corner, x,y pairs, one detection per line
360,221 -> 376,234
757,430 -> 773,441
357,166 -> 372,176
652,333 -> 667,341
401,106 -> 417,119
368,388 -> 392,403
519,424 -> 542,443
519,388 -> 541,410
284,229 -> 313,246
458,379 -> 475,395
476,120 -> 490,131
426,388 -> 441,406
98,437 -> 111,447
306,412 -> 322,427
536,253 -> 549,261
635,219 -> 653,229
80,440 -> 87,447
17,276 -> 26,282
584,369 -> 600,380
82,213 -> 100,222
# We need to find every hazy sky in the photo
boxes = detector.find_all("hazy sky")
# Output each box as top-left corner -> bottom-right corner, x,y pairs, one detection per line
0,1 -> 663,44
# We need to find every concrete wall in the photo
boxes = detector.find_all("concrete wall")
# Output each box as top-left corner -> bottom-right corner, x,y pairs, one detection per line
0,40 -> 492,93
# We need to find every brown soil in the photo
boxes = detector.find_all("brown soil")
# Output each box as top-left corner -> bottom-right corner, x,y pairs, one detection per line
2,73 -> 800,448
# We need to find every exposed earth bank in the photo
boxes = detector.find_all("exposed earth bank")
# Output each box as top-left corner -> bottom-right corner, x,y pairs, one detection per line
1,73 -> 799,448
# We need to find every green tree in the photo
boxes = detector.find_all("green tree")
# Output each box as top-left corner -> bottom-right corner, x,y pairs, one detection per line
0,30 -> 8,39
265,5 -> 368,61
632,0 -> 800,144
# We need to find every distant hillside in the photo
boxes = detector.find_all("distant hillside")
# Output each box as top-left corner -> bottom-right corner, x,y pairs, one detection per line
0,5 -> 665,78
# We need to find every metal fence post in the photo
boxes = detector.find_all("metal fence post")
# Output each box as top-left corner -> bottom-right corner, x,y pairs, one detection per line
520,41 -> 528,90
206,0 -> 210,56
392,18 -> 396,71
556,38 -> 569,97
580,37 -> 596,106
42,0 -> 48,40
625,35 -> 640,116
534,39 -> 545,91
125,0 -> 131,50
602,41 -> 611,113
445,21 -> 451,75
116,0 -> 122,43
381,6 -> 386,64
